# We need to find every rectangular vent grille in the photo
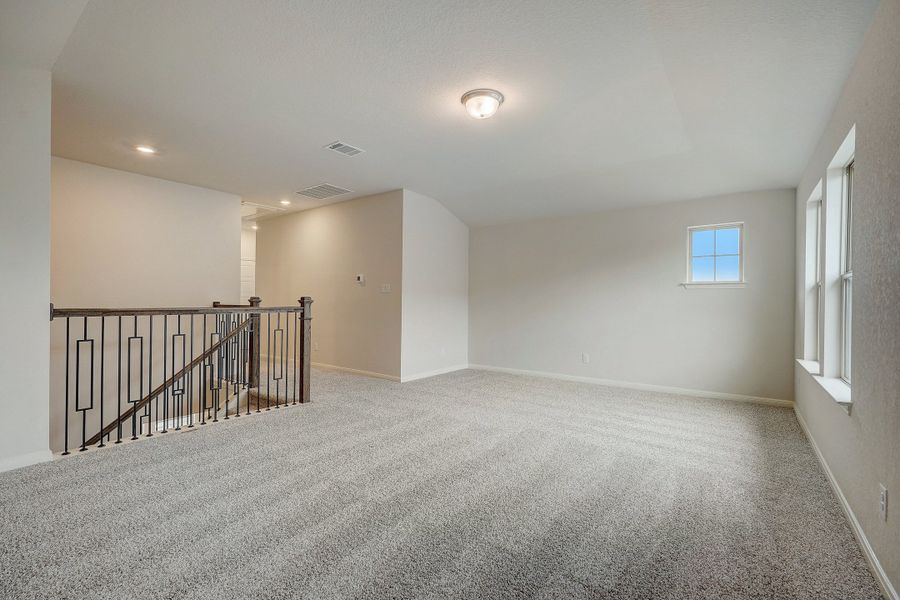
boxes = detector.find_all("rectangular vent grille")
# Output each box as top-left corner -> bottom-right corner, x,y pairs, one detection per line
296,183 -> 352,200
324,141 -> 365,157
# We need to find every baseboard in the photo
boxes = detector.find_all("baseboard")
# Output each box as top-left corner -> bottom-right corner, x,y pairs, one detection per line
468,364 -> 793,407
0,449 -> 53,474
794,407 -> 897,600
401,364 -> 469,383
311,362 -> 401,382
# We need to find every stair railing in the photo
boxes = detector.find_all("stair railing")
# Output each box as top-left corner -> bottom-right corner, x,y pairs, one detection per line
49,297 -> 312,455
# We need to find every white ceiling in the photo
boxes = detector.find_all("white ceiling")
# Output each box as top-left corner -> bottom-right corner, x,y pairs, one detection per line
50,0 -> 877,226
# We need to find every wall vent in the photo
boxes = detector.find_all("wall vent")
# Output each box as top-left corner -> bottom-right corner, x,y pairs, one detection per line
324,141 -> 365,157
296,183 -> 353,200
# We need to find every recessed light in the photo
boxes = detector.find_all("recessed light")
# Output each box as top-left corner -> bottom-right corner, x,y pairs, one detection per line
280,199 -> 291,206
135,145 -> 157,154
251,224 -> 258,230
461,89 -> 504,119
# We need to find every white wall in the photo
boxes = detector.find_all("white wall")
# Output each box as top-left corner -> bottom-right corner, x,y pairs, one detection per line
50,157 -> 242,452
470,190 -> 795,401
401,190 -> 468,381
793,0 -> 900,593
241,227 -> 257,303
256,191 -> 404,379
0,67 -> 53,471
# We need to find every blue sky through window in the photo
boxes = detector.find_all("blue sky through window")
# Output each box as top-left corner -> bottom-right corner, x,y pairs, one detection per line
690,225 -> 741,282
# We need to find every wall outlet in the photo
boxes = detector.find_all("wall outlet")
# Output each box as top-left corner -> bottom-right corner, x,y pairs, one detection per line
880,484 -> 888,521
582,353 -> 590,364
380,283 -> 391,293
355,274 -> 365,285
313,341 -> 319,352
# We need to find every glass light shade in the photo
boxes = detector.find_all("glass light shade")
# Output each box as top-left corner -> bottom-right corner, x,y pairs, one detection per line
461,89 -> 504,119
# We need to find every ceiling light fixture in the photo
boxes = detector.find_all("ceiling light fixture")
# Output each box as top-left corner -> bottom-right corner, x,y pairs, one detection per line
461,89 -> 504,119
280,199 -> 291,206
134,145 -> 157,154
251,224 -> 258,230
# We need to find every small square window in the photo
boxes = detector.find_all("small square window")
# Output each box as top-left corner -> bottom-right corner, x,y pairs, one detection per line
687,223 -> 743,283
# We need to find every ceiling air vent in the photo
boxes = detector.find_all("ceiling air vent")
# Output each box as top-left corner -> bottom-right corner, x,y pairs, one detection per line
296,183 -> 353,200
324,140 -> 365,157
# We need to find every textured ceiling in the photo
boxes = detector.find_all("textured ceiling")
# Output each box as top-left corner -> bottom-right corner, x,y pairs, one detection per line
50,0 -> 878,226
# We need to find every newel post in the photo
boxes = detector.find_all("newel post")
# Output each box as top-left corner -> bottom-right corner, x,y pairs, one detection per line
298,297 -> 313,403
248,296 -> 262,388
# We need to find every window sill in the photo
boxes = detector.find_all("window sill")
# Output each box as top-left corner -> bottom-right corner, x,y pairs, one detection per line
681,281 -> 746,289
796,359 -> 852,413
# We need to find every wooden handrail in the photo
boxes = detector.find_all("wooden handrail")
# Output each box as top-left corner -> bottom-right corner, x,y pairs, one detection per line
51,304 -> 301,319
83,318 -> 252,447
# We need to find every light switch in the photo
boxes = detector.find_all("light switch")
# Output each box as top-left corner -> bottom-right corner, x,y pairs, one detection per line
380,283 -> 391,293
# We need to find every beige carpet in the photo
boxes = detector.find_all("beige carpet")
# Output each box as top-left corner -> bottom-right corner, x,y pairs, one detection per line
0,368 -> 883,599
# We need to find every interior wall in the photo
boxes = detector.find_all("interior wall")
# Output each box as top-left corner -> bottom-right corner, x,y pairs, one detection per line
793,0 -> 900,592
241,227 -> 257,303
470,190 -> 795,401
255,191 -> 404,379
49,157 -> 242,452
0,67 -> 53,471
401,190 -> 468,381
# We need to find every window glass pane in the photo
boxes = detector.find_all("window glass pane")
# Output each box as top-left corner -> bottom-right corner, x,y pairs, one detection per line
715,227 -> 740,255
691,230 -> 715,256
715,255 -> 740,281
691,257 -> 714,282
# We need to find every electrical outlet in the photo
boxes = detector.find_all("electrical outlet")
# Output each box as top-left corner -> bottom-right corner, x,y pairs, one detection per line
582,353 -> 590,364
880,484 -> 888,521
313,341 -> 319,352
380,283 -> 391,293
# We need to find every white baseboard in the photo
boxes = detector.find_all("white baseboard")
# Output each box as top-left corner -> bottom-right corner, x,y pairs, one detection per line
794,407 -> 897,600
401,364 -> 469,383
468,364 -> 793,407
0,449 -> 53,474
311,362 -> 401,382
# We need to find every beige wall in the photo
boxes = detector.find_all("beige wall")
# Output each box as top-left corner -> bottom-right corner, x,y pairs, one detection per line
50,157 -> 242,452
0,67 -> 52,471
793,0 -> 900,593
470,190 -> 795,401
256,191 -> 404,379
401,190 -> 468,381
52,158 -> 241,307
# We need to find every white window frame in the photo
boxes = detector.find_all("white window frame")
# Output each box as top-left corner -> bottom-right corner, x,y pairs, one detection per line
840,160 -> 853,384
684,222 -> 745,287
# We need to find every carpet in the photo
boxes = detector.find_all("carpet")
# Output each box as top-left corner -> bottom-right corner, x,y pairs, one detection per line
0,368 -> 883,599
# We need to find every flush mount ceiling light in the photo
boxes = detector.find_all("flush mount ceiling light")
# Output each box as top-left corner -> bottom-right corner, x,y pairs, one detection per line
134,145 -> 157,154
251,224 -> 258,230
279,199 -> 291,206
461,88 -> 504,119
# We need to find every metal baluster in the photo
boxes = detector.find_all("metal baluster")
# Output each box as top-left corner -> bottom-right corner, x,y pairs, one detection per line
63,318 -> 71,456
189,315 -> 195,427
98,317 -> 106,447
266,312 -> 271,411
130,316 -> 139,441
162,315 -> 168,433
116,316 -> 122,444
293,309 -> 299,405
175,315 -> 182,430
201,314 -> 208,425
147,316 -> 154,437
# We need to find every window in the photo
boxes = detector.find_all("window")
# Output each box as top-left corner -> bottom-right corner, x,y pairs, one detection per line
804,189 -> 823,362
687,223 -> 743,283
840,161 -> 853,383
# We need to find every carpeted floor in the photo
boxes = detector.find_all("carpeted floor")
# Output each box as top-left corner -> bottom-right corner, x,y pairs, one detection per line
0,369 -> 883,599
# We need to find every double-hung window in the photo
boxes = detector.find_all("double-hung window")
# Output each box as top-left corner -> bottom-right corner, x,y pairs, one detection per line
687,223 -> 744,283
840,161 -> 854,383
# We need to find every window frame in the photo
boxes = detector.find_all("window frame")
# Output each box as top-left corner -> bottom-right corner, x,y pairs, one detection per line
840,160 -> 853,384
685,222 -> 745,286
